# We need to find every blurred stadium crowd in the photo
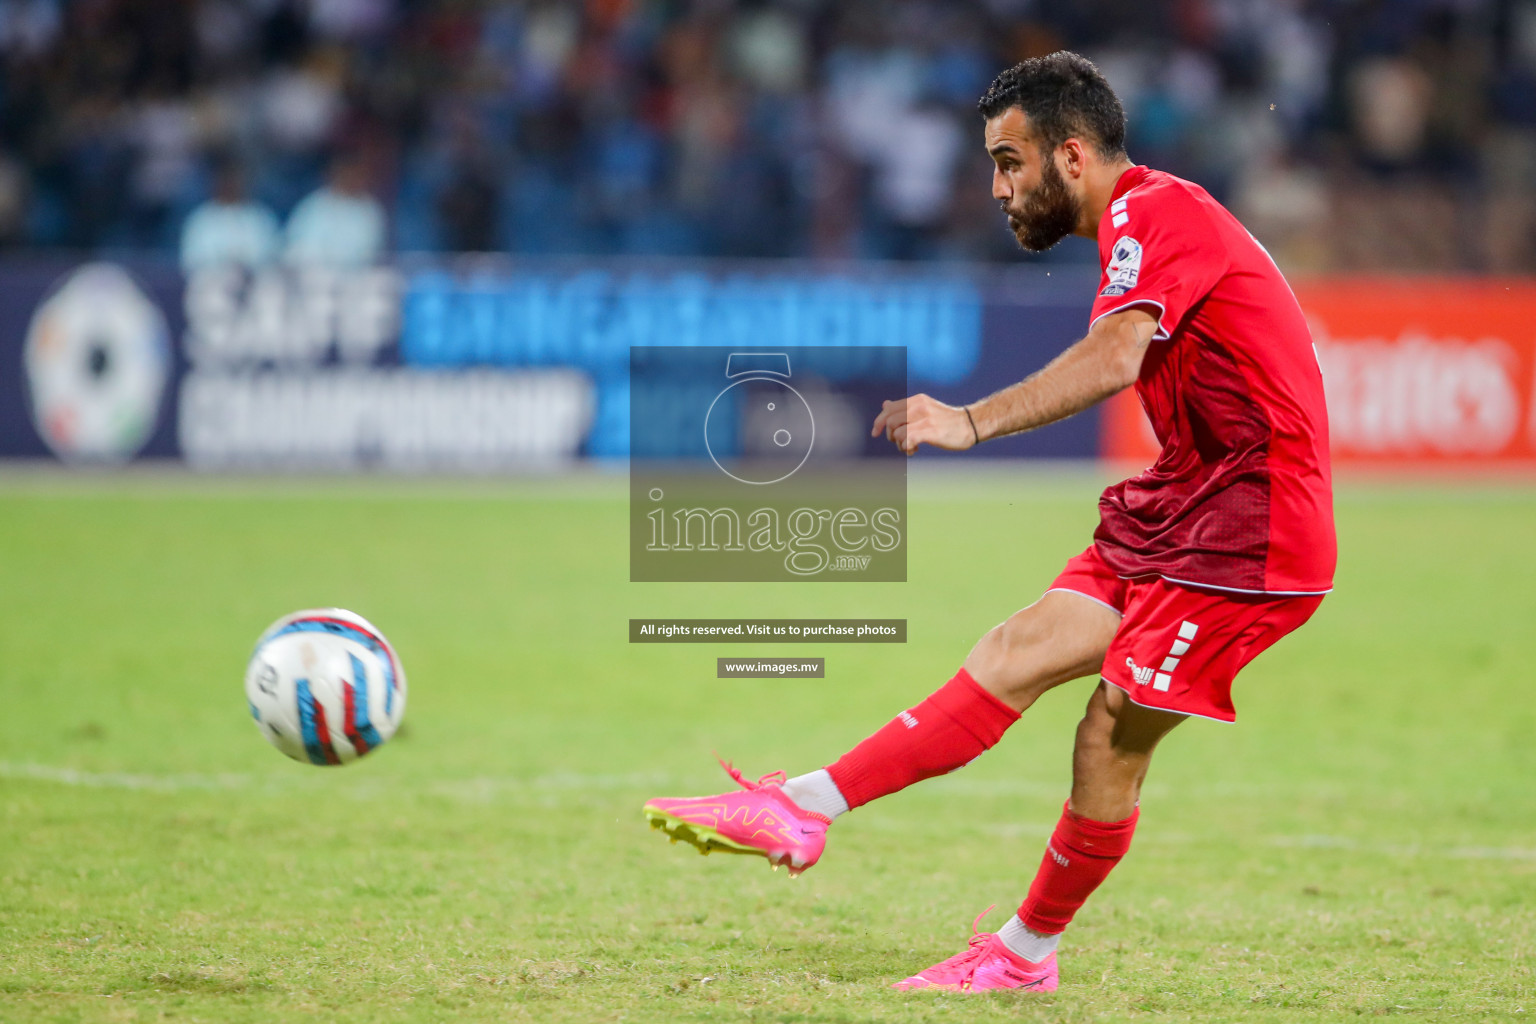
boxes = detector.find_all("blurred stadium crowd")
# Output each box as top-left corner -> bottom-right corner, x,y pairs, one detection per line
0,0 -> 1533,271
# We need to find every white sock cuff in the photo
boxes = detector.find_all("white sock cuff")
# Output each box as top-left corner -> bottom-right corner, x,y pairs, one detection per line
997,914 -> 1061,963
780,769 -> 849,820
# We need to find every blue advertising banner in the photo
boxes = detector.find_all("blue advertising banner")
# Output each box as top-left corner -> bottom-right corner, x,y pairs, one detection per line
0,257 -> 1099,467
930,266 -> 1102,460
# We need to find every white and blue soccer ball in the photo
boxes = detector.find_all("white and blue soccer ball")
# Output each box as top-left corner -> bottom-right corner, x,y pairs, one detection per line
245,608 -> 407,765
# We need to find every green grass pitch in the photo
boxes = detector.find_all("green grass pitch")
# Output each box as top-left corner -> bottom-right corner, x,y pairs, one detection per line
1,470 -> 1532,1023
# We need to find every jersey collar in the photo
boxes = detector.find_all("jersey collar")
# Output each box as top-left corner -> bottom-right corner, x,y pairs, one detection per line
1109,165 -> 1151,203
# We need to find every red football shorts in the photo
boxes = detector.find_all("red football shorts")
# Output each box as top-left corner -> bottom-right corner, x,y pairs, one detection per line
1048,545 -> 1323,723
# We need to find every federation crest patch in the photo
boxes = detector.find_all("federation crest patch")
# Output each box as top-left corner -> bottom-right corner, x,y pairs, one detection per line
1100,236 -> 1142,296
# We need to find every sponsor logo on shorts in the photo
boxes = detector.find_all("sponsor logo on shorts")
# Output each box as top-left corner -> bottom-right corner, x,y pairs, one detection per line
1127,620 -> 1199,692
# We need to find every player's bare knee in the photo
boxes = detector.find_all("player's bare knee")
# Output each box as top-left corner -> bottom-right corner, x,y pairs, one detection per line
1074,684 -> 1130,750
1096,680 -> 1185,757
1073,693 -> 1116,757
991,608 -> 1054,669
966,593 -> 1116,711
964,610 -> 1054,707
1098,678 -> 1132,720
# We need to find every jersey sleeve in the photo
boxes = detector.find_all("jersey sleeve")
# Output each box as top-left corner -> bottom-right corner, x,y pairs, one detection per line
1090,193 -> 1228,340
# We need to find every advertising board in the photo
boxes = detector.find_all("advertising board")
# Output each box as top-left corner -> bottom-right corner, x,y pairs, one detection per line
0,258 -> 1101,468
1102,280 -> 1536,471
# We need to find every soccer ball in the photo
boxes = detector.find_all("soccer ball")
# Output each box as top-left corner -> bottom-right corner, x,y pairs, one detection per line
245,608 -> 407,765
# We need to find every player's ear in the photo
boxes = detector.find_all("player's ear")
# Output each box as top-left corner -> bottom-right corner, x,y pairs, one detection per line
1060,138 -> 1087,179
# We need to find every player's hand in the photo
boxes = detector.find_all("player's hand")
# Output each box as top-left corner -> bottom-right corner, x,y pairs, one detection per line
871,395 -> 977,455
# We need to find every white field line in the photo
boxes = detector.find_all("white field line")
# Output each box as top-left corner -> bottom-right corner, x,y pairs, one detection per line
0,761 -> 255,793
5,760 -> 1534,863
0,760 -> 676,796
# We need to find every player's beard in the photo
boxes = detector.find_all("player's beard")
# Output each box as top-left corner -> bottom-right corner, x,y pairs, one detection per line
1003,156 -> 1081,252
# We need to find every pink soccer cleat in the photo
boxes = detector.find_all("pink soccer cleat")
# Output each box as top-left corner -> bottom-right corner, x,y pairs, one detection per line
642,759 -> 830,877
893,910 -> 1059,993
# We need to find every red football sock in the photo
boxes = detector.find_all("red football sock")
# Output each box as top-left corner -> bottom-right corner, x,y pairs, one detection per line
824,669 -> 1020,810
1017,802 -> 1139,935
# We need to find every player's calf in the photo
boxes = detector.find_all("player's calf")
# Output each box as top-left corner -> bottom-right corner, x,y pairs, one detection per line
998,682 -> 1183,967
818,668 -> 1020,809
1068,679 -> 1184,821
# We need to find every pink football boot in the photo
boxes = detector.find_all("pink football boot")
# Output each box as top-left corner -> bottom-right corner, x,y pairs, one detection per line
893,909 -> 1059,993
643,759 -> 830,876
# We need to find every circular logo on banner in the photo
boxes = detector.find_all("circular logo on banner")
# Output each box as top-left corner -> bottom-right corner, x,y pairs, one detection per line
24,263 -> 170,462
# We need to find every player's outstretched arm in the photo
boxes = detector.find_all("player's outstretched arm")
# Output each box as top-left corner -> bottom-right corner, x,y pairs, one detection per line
871,307 -> 1158,455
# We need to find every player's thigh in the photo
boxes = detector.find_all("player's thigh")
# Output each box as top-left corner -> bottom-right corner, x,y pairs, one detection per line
964,590 -> 1120,711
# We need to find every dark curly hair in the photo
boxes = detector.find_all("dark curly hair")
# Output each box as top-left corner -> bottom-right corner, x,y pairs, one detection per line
977,52 -> 1127,159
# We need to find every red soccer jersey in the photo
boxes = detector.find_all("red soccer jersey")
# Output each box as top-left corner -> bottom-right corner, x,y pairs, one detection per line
1088,166 -> 1335,595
